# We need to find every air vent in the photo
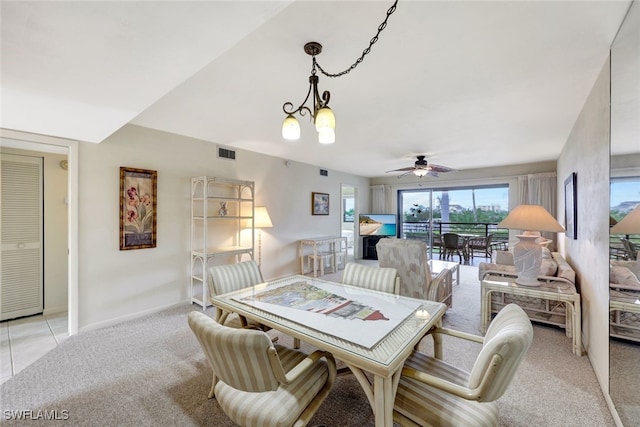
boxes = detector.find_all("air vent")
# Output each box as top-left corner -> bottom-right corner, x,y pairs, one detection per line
217,146 -> 236,160
320,169 -> 328,177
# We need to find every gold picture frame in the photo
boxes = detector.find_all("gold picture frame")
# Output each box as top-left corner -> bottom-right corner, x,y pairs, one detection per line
312,192 -> 330,215
119,167 -> 157,250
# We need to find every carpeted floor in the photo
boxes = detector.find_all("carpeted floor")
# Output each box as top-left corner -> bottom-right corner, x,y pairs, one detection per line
1,264 -> 616,426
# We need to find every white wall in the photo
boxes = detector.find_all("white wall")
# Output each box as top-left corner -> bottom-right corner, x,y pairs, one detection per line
77,124 -> 370,330
557,58 -> 611,393
0,146 -> 69,314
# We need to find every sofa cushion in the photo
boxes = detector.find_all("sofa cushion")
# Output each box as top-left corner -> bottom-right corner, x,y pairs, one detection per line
610,266 -> 640,289
495,251 -> 514,265
539,259 -> 558,276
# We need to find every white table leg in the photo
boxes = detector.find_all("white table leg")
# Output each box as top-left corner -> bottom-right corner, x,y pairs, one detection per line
373,375 -> 394,427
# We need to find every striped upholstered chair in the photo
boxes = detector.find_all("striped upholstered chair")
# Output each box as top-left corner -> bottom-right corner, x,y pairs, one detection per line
188,311 -> 336,427
341,262 -> 399,294
208,260 -> 265,328
393,304 -> 533,427
376,238 -> 453,307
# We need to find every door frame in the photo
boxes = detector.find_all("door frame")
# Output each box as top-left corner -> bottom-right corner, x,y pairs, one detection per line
1,130 -> 79,335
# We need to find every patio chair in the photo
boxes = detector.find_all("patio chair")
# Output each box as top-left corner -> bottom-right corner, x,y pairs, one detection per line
441,233 -> 465,263
469,233 -> 494,259
621,238 -> 638,261
188,311 -> 336,426
393,304 -> 533,427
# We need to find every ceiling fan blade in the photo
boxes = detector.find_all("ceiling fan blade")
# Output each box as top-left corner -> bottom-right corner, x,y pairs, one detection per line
386,166 -> 416,173
428,164 -> 455,173
428,171 -> 440,177
397,170 -> 414,178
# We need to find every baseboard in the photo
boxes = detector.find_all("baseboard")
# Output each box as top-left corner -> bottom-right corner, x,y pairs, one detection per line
44,305 -> 68,316
79,300 -> 190,333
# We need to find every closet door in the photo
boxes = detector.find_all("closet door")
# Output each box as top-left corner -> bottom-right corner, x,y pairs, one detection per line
1,153 -> 44,320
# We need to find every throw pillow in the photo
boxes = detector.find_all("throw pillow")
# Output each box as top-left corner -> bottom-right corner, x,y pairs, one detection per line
539,259 -> 558,276
610,266 -> 640,288
495,251 -> 514,266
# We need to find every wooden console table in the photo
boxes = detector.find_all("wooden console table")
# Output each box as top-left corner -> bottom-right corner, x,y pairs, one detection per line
299,236 -> 348,277
481,275 -> 582,356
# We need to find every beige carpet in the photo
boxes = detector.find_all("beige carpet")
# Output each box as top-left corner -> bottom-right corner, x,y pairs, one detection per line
0,263 -> 615,426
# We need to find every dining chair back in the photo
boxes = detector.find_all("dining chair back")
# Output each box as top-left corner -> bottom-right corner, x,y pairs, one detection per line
208,260 -> 264,327
342,262 -> 399,294
393,304 -> 533,427
188,311 -> 336,427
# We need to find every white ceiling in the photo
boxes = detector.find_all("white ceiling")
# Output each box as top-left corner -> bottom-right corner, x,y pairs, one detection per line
1,1 -> 632,178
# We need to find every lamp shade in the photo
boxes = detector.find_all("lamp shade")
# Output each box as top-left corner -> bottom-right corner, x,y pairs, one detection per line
610,205 -> 640,234
254,206 -> 273,229
314,106 -> 335,132
498,204 -> 565,233
282,115 -> 301,140
317,128 -> 335,144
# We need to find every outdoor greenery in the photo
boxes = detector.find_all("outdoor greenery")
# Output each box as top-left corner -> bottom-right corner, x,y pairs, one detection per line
404,205 -> 507,223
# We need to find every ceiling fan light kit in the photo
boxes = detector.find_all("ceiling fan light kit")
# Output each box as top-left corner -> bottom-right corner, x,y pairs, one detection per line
386,155 -> 454,179
281,1 -> 398,145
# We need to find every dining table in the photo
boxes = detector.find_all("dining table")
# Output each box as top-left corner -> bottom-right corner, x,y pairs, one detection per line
210,274 -> 447,427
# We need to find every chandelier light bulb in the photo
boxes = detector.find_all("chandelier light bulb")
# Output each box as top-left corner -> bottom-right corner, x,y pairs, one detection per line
413,169 -> 428,177
315,107 -> 335,132
282,114 -> 301,140
318,128 -> 335,144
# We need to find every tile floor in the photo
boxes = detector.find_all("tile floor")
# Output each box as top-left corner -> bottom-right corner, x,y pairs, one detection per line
0,312 -> 68,385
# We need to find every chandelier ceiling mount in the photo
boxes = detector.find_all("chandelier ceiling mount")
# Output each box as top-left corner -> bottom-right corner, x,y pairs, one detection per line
281,0 -> 399,145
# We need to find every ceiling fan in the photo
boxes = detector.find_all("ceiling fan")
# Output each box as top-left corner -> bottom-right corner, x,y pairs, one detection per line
386,155 -> 455,178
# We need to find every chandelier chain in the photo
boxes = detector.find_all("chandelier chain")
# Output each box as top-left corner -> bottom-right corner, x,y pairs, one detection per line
313,0 -> 398,78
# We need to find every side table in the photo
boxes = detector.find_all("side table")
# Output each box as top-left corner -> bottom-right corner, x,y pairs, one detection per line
481,275 -> 583,356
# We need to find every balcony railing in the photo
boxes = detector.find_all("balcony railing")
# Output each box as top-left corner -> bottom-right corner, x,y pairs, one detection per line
402,221 -> 509,245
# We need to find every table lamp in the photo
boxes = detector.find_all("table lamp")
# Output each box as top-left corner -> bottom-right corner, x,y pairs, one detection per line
254,206 -> 273,267
610,204 -> 640,263
497,204 -> 565,286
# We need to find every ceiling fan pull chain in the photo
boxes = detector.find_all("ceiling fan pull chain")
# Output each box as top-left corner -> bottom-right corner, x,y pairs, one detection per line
314,0 -> 398,79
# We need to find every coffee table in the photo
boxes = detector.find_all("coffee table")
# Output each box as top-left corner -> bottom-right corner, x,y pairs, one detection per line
429,259 -> 460,286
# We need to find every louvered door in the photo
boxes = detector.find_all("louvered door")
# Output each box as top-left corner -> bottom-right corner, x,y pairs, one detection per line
1,153 -> 44,321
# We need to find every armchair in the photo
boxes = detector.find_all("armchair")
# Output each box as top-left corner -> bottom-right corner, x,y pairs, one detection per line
393,304 -> 533,427
188,312 -> 336,427
376,238 -> 453,307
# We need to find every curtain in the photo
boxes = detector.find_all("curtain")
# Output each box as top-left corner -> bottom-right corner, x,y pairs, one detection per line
518,172 -> 558,249
370,185 -> 393,214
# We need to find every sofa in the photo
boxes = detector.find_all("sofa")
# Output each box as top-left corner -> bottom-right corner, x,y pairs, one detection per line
478,248 -> 577,329
609,259 -> 640,343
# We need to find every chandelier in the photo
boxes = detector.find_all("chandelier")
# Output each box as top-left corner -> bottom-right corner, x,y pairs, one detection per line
282,42 -> 336,144
281,0 -> 398,144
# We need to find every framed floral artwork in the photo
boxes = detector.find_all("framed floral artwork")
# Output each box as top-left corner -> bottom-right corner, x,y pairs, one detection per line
120,167 -> 157,250
312,192 -> 330,215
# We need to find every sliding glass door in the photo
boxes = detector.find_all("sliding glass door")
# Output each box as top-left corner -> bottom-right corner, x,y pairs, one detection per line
398,185 -> 509,259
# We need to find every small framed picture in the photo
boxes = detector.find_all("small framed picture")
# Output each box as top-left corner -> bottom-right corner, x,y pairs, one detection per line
312,192 -> 330,215
120,167 -> 157,250
564,172 -> 577,240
